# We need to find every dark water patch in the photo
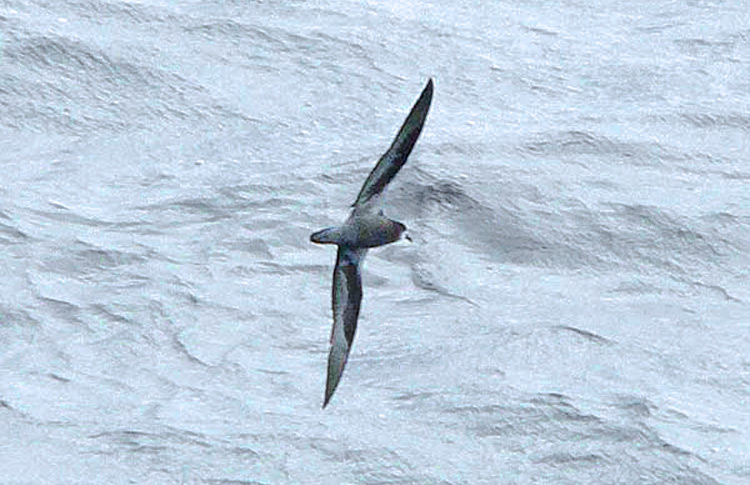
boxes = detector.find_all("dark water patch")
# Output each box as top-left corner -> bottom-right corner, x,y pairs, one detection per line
0,398 -> 32,419
456,394 -> 719,483
467,400 -> 601,439
172,333 -> 213,367
135,196 -> 235,226
106,220 -> 169,237
38,241 -> 147,278
48,373 -> 71,383
0,219 -> 28,244
674,37 -> 737,58
407,257 -> 478,306
172,303 -> 258,367
584,202 -> 739,276
184,20 -> 287,49
254,368 -> 290,377
0,308 -> 40,359
679,112 -> 750,132
0,306 -> 39,328
0,74 -> 115,134
392,295 -> 440,308
529,392 -> 572,405
1,29 -> 253,135
673,276 -> 743,303
181,14 -> 377,92
444,403 -> 513,416
521,24 -> 559,37
251,262 -> 328,275
720,170 -> 750,180
430,140 -> 490,159
27,206 -> 115,228
61,0 -> 176,28
612,395 -> 657,419
609,204 -> 722,250
0,399 -> 17,413
356,346 -> 438,379
37,296 -> 81,322
397,177 -> 600,269
635,20 -> 686,34
6,32 -> 143,88
204,480 -> 268,485
552,325 -> 612,345
396,160 -> 742,278
609,279 -> 664,296
166,197 -> 234,220
519,130 -> 668,167
309,439 -> 430,485
533,451 -> 605,466
225,239 -> 273,258
137,191 -> 303,227
307,30 -> 373,60
88,304 -> 136,327
592,62 -> 673,101
392,391 -> 441,404
2,35 -> 147,133
219,181 -> 319,212
90,428 -> 213,452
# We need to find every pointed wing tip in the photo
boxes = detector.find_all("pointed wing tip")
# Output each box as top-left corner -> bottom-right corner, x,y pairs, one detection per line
351,78 -> 435,207
323,383 -> 335,408
323,365 -> 344,409
420,78 -> 434,108
407,78 -> 434,132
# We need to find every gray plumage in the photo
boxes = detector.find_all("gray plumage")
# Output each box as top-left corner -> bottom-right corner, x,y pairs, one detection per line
311,79 -> 434,408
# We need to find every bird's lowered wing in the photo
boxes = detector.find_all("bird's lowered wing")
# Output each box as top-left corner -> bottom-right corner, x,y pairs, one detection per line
352,79 -> 434,210
324,246 -> 367,408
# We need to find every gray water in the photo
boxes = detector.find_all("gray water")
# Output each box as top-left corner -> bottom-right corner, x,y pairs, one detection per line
1,1 -> 749,484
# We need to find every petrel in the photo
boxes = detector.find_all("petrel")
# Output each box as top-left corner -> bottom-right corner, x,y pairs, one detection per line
311,79 -> 433,408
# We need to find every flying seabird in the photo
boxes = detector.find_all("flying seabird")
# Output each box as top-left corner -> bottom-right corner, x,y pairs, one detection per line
310,79 -> 434,408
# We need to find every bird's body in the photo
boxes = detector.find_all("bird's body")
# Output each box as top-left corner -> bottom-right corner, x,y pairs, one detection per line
311,211 -> 406,248
310,79 -> 434,408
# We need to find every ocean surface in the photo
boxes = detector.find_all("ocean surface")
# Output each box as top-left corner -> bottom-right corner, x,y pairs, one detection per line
1,1 -> 749,484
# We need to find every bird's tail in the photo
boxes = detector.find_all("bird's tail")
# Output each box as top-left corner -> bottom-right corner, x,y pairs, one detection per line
310,226 -> 343,245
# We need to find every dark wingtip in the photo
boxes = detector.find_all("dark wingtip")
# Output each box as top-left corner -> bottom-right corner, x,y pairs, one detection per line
323,385 -> 334,408
404,79 -> 433,129
395,77 -> 433,149
351,77 -> 435,207
416,78 -> 434,114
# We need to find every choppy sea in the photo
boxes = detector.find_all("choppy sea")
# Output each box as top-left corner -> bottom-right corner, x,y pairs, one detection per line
1,1 -> 749,483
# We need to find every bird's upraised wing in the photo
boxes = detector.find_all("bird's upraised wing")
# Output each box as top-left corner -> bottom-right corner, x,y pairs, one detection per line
324,246 -> 367,408
352,79 -> 434,210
